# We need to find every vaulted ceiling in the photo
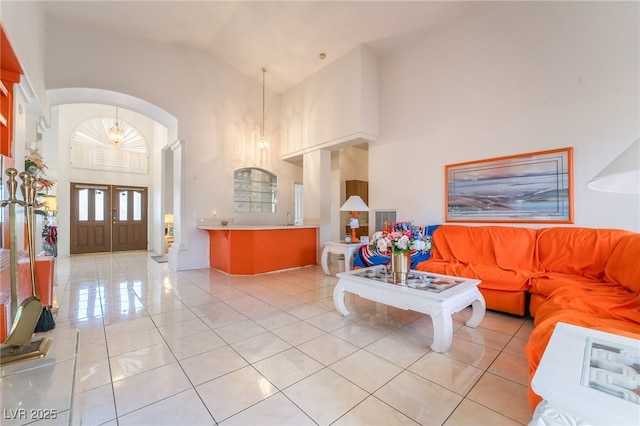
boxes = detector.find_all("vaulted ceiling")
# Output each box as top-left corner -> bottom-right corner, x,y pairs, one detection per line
43,1 -> 486,93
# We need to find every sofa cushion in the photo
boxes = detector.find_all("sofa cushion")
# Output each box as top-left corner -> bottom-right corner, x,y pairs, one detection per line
429,225 -> 538,271
604,233 -> 640,294
415,260 -> 528,315
417,260 -> 532,292
535,283 -> 640,325
536,227 -> 632,280
528,272 -> 601,298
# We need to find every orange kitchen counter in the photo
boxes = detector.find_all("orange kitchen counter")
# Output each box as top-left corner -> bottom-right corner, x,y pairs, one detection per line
199,225 -> 318,275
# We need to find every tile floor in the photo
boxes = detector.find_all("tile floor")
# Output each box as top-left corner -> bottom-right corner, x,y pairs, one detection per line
1,251 -> 535,425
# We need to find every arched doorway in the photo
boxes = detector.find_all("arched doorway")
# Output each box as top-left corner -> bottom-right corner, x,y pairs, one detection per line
46,88 -> 180,260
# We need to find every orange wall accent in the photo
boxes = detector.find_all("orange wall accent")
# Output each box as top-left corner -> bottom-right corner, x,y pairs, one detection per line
206,228 -> 317,275
1,23 -> 24,157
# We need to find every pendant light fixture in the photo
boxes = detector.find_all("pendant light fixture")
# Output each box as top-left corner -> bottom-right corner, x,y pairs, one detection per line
258,67 -> 270,150
108,108 -> 125,145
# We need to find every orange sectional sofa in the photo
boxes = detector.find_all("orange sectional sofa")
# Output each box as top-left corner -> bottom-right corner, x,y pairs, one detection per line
414,225 -> 640,409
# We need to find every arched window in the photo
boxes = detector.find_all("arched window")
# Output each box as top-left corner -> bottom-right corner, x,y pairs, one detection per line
70,117 -> 149,174
234,168 -> 277,213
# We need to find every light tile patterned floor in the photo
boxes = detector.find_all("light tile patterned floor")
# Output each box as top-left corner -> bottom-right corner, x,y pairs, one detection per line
1,252 -> 535,425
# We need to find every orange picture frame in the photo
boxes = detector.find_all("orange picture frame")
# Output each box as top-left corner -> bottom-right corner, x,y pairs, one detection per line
445,147 -> 574,223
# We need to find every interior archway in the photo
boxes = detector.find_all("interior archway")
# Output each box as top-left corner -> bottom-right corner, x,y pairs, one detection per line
45,88 -> 181,264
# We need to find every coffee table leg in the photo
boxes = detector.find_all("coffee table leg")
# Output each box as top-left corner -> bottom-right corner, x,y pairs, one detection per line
321,247 -> 331,275
431,311 -> 453,353
466,293 -> 486,328
333,282 -> 350,316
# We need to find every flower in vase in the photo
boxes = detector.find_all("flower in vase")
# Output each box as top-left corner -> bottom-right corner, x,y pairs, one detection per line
370,221 -> 431,255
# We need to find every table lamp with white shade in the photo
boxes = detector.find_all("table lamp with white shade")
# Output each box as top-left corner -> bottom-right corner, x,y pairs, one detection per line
40,194 -> 57,225
165,213 -> 174,235
40,195 -> 57,214
587,138 -> 640,194
340,195 -> 369,243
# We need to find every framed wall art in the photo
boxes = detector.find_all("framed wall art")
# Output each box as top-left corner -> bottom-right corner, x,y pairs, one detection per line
445,147 -> 573,223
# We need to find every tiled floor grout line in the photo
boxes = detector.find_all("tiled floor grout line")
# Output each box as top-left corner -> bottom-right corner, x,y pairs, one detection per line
66,330 -> 81,426
458,324 -> 531,426
148,289 -> 242,426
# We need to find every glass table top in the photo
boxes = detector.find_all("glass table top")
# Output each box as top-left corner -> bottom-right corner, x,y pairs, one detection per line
351,266 -> 464,293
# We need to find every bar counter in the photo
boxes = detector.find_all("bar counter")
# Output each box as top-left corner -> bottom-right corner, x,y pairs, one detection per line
198,225 -> 318,275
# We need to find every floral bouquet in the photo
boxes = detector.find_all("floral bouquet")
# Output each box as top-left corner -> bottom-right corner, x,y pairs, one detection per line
370,221 -> 431,255
25,148 -> 54,215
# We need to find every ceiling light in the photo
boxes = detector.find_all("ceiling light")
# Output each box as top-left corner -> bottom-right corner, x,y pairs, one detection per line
109,108 -> 125,145
258,67 -> 270,150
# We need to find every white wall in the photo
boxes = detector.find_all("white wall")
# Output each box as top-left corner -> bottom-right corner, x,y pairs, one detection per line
303,150 -> 332,257
280,45 -> 379,159
39,17 -> 301,268
373,1 -> 640,231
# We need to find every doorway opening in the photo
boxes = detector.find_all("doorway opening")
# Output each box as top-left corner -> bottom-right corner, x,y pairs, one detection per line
70,182 -> 148,254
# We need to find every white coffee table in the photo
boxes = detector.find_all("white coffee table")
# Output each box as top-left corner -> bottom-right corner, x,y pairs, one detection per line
529,322 -> 640,426
333,266 -> 485,352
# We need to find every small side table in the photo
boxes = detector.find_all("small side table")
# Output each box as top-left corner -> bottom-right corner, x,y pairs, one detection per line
529,322 -> 640,426
164,235 -> 174,254
321,241 -> 364,275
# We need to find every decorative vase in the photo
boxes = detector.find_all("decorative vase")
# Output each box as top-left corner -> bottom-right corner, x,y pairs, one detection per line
391,251 -> 411,284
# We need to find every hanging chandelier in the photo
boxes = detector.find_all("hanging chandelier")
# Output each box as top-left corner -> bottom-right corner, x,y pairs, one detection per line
108,108 -> 125,145
258,67 -> 270,150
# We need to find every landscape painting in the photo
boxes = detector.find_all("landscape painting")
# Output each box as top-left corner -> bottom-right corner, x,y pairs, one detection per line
446,148 -> 573,223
